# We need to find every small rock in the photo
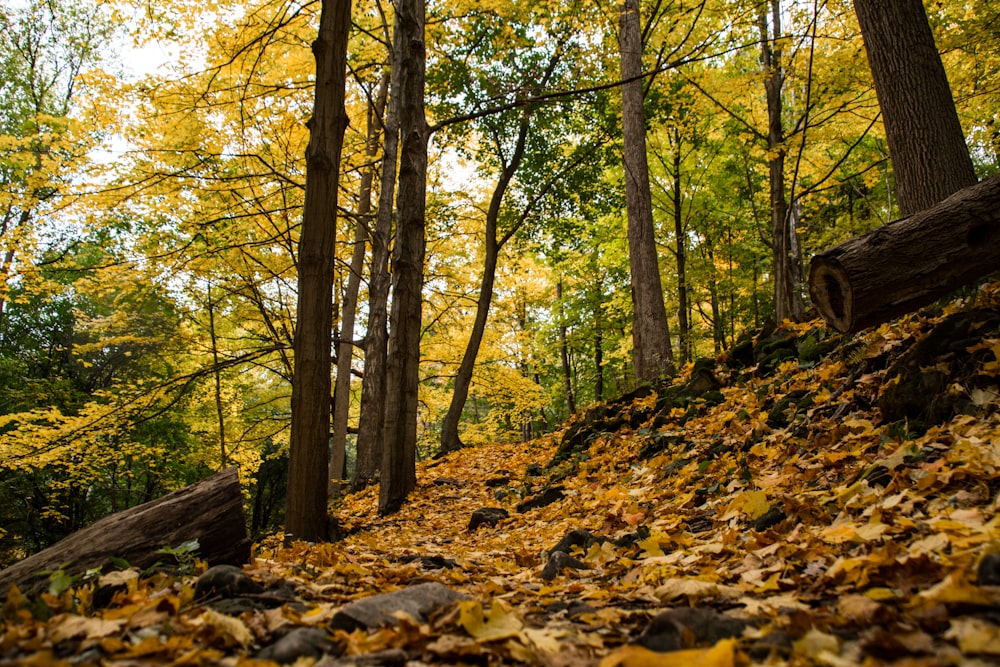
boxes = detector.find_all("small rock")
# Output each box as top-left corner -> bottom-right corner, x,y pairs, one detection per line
547,529 -> 601,557
637,607 -> 753,651
468,507 -> 509,531
194,565 -> 264,600
485,476 -> 510,488
540,551 -> 588,581
978,553 -> 1000,586
329,582 -> 469,631
754,506 -> 786,532
257,627 -> 341,664
516,485 -> 566,513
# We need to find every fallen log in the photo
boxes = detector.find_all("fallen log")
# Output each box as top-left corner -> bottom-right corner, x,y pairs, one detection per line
0,467 -> 252,595
809,175 -> 1000,333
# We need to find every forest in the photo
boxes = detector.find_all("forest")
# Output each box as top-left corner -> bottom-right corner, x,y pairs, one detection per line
1,0 -> 999,587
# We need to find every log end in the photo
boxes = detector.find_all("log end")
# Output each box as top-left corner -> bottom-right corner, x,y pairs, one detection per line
809,258 -> 853,333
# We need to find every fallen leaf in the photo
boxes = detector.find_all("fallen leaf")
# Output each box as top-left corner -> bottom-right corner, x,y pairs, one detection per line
598,638 -> 735,667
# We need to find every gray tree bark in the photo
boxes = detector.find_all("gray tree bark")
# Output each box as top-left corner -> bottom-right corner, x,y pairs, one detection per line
285,0 -> 351,543
380,0 -> 427,515
852,0 -> 978,216
619,0 -> 675,383
330,72 -> 389,496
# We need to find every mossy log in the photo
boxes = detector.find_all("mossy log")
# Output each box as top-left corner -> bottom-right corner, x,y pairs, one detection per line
0,467 -> 251,595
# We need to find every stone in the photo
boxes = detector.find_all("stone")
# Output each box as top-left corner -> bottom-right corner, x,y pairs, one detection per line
328,582 -> 469,632
467,507 -> 509,531
194,564 -> 264,600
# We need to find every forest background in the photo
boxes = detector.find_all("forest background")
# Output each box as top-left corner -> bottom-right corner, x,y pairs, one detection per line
0,0 -> 997,564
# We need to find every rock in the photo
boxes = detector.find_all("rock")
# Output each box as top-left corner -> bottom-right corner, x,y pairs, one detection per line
637,607 -> 753,651
194,564 -> 264,600
978,553 -> 1000,586
546,529 -> 601,557
540,551 -> 588,581
397,554 -> 457,570
467,507 -> 509,531
516,486 -> 566,513
754,506 -> 787,532
257,627 -> 341,664
485,476 -> 510,488
328,582 -> 469,632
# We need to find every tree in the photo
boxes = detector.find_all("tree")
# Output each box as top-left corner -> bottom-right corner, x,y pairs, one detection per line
330,71 -> 389,495
285,0 -> 351,543
380,0 -> 427,515
852,0 -> 978,215
619,0 -> 675,383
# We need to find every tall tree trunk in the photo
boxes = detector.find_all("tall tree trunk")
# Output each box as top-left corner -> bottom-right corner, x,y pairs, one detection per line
380,0 -> 427,515
354,73 -> 398,492
759,0 -> 804,323
852,0 -> 977,215
619,0 -> 675,383
285,0 -> 351,543
330,72 -> 390,496
671,127 -> 690,365
593,303 -> 604,404
206,285 -> 227,468
439,112 -> 532,453
556,280 -> 576,414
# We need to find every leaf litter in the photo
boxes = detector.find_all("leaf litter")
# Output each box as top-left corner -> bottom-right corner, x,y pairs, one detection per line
3,281 -> 1000,666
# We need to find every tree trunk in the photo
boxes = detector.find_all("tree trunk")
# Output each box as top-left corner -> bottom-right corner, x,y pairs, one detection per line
619,0 -> 675,383
380,0 -> 427,515
671,128 -> 690,365
331,72 -> 390,496
557,281 -> 577,414
354,72 -> 398,492
0,468 -> 250,595
759,0 -> 805,324
439,112 -> 532,453
285,0 -> 351,543
852,0 -> 978,216
593,305 -> 604,403
809,175 -> 1000,333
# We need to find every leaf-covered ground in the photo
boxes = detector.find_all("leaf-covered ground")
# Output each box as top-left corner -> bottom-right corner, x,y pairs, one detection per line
4,282 -> 1000,666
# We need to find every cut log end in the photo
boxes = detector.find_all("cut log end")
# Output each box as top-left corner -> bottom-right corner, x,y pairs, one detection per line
809,260 -> 853,333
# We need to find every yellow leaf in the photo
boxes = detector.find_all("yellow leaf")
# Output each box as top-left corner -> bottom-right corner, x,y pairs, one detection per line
944,617 -> 1000,654
726,490 -> 770,520
637,534 -> 665,558
458,599 -> 522,642
199,608 -> 253,647
599,638 -> 735,667
48,614 -> 126,642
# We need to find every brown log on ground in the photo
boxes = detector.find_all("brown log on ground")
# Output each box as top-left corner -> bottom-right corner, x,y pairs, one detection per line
0,467 -> 251,595
809,175 -> 1000,333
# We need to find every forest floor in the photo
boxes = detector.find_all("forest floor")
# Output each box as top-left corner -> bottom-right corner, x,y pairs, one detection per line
3,281 -> 1000,666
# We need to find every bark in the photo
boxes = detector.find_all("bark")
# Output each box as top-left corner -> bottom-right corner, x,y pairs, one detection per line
439,112 -> 532,453
354,74 -> 398,492
206,286 -> 227,467
330,72 -> 390,496
809,175 -> 1000,333
0,468 -> 250,595
759,0 -> 805,323
671,128 -> 690,364
557,281 -> 576,414
593,308 -> 604,403
619,0 -> 675,383
285,0 -> 351,543
852,0 -> 978,216
380,0 -> 427,515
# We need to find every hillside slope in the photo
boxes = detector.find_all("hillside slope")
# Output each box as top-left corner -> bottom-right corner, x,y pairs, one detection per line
3,281 -> 1000,666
